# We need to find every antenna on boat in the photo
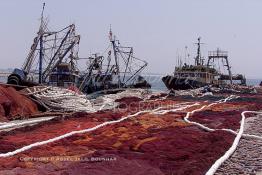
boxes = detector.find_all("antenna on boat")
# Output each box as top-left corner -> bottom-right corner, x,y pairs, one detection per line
184,46 -> 188,65
39,2 -> 45,84
175,48 -> 179,68
109,24 -> 113,41
194,37 -> 204,66
41,3 -> 45,23
109,25 -> 121,87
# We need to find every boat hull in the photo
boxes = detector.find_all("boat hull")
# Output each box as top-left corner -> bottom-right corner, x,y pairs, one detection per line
162,75 -> 208,90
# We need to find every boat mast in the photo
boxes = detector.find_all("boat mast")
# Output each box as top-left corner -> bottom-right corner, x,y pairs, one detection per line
109,27 -> 121,87
195,37 -> 204,66
39,3 -> 45,84
184,46 -> 188,65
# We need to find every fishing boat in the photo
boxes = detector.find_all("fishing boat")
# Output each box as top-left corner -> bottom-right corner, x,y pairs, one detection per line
7,4 -> 150,94
162,37 -> 246,90
78,29 -> 151,94
49,62 -> 80,88
7,3 -> 80,88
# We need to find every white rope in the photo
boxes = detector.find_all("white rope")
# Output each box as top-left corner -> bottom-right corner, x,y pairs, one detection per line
205,112 -> 245,175
0,117 -> 55,130
31,87 -> 150,113
178,94 -> 262,175
205,111 -> 262,175
0,102 -> 193,157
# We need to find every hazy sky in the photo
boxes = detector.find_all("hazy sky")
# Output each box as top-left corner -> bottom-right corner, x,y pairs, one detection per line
0,0 -> 261,78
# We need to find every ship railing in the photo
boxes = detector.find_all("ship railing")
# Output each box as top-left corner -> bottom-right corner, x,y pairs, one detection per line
208,50 -> 228,57
174,71 -> 214,83
175,71 -> 213,77
0,72 -> 10,77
